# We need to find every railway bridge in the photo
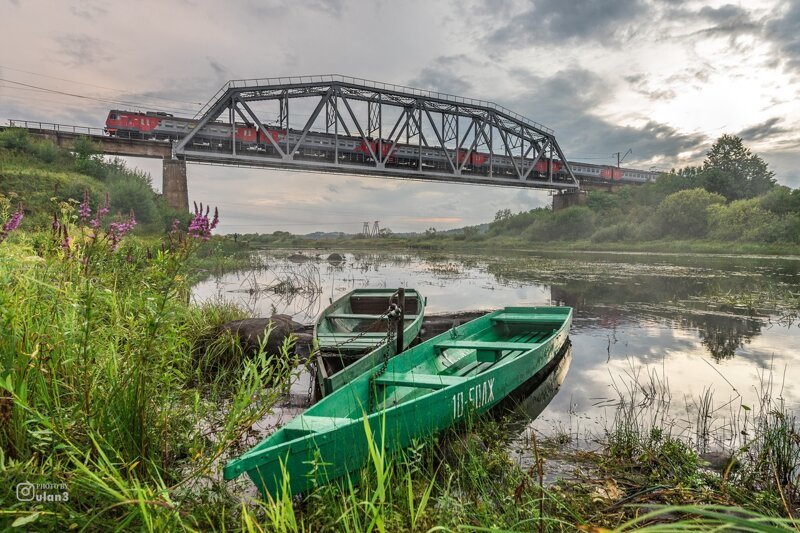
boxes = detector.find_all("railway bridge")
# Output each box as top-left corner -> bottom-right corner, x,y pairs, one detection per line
4,75 -> 661,212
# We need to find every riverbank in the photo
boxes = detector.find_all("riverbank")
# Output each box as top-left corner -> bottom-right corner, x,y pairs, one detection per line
239,233 -> 800,258
2,230 -> 799,530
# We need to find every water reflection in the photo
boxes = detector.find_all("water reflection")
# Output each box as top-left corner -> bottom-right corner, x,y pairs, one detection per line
192,249 -> 800,442
497,342 -> 573,427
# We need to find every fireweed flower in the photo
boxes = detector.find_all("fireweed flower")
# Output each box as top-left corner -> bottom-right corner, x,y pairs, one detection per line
91,193 -> 110,229
188,203 -> 219,241
108,213 -> 137,250
79,190 -> 92,221
0,206 -> 23,243
52,213 -> 60,232
2,209 -> 23,233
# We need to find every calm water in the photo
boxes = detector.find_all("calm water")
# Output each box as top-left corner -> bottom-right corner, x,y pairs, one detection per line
193,249 -> 800,448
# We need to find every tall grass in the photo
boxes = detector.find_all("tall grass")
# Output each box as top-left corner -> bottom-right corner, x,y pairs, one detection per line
0,220 -> 298,530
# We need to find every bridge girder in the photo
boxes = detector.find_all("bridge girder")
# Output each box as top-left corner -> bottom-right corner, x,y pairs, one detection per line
173,75 -> 580,190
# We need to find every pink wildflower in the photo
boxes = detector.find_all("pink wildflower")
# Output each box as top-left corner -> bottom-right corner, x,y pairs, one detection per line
188,202 -> 219,241
79,190 -> 91,222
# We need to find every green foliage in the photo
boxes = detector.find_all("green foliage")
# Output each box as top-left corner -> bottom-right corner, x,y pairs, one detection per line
0,143 -> 180,233
708,199 -> 779,242
760,185 -> 800,215
655,188 -> 726,238
0,127 -> 32,151
591,222 -> 633,242
586,191 -> 619,213
702,134 -> 776,200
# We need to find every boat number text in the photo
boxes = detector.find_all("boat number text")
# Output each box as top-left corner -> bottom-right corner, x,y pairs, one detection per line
452,378 -> 495,419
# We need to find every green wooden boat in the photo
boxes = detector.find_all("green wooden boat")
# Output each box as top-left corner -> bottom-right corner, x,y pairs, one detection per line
314,288 -> 425,397
224,306 -> 572,499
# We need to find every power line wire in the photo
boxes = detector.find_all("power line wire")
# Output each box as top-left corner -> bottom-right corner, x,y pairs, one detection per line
0,65 -> 204,106
0,79 -> 197,115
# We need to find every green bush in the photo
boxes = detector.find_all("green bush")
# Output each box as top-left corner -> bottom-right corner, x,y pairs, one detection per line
591,222 -> 633,242
655,188 -> 726,238
708,198 -> 779,241
760,186 -> 800,215
0,127 -> 32,152
34,139 -> 59,163
108,178 -> 160,225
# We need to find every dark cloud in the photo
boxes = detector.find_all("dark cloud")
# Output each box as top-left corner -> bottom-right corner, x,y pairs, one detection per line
738,117 -> 789,143
206,57 -> 228,80
53,34 -> 114,66
659,2 -> 762,38
503,68 -> 707,165
624,74 -> 676,101
767,2 -> 800,72
407,55 -> 476,95
486,0 -> 650,46
69,1 -> 108,20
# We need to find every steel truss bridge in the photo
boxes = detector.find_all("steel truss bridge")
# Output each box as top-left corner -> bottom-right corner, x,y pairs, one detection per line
174,75 -> 580,191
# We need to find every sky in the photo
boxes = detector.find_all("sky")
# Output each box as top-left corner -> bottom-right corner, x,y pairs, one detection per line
1,0 -> 799,234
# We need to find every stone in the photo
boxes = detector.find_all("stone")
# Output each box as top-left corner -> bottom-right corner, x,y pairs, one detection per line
221,314 -> 313,360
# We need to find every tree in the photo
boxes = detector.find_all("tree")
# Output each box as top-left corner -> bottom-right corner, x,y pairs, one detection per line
701,135 -> 775,200
494,209 -> 512,221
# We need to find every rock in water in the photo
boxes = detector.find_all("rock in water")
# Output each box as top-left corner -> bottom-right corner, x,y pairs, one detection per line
221,314 -> 313,360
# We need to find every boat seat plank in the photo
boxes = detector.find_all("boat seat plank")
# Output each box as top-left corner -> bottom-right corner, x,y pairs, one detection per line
318,332 -> 388,338
284,416 -> 355,440
374,372 -> 464,389
491,313 -> 565,324
296,416 -> 354,430
327,313 -> 420,320
318,343 -> 380,352
435,340 -> 541,362
434,341 -> 540,353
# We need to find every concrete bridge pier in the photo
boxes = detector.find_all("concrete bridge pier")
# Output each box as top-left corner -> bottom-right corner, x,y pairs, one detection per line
162,159 -> 189,212
552,190 -> 587,211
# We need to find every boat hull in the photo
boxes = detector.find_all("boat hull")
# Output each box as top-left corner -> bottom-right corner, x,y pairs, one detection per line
225,306 -> 571,498
314,288 -> 425,396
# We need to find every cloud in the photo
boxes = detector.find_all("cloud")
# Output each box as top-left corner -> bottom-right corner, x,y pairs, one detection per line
503,68 -> 707,165
407,55 -> 477,95
53,34 -> 114,66
767,1 -> 800,72
486,0 -> 650,46
694,4 -> 762,36
206,57 -> 228,80
623,74 -> 676,101
69,0 -> 108,20
737,117 -> 789,142
306,0 -> 344,16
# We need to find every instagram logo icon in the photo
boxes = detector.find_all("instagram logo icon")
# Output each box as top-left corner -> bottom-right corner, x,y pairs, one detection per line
16,482 -> 35,502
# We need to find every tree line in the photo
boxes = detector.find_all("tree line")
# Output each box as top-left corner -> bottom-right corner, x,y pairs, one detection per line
487,135 -> 800,245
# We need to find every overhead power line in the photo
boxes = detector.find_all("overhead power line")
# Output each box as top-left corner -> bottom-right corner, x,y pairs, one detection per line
0,78 -> 197,115
0,65 -> 203,106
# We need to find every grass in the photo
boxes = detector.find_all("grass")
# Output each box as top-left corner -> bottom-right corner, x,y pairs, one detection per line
2,219 -> 800,530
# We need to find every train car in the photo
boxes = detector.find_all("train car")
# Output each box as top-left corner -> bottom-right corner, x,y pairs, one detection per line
104,109 -> 576,182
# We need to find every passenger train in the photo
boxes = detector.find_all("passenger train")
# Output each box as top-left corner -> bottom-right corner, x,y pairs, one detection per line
105,110 -> 658,184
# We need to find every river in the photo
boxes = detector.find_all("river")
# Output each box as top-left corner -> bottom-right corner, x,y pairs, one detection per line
192,249 -> 800,451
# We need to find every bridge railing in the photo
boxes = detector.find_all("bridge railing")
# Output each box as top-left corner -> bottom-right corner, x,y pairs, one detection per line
196,74 -> 554,135
7,119 -> 105,136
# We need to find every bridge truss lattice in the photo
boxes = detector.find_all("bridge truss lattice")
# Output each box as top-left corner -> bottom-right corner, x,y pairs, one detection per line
174,75 -> 579,190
